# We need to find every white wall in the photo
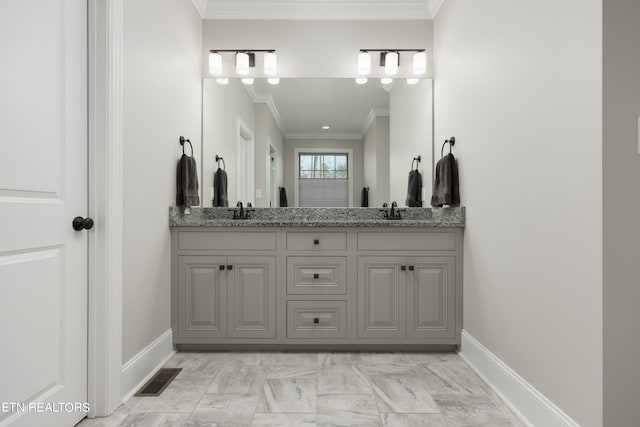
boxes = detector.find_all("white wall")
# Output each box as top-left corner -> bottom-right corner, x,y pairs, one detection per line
434,1 -> 602,426
363,115 -> 390,207
283,138 -> 364,207
202,79 -> 255,207
389,79 -> 433,206
202,20 -> 433,78
603,0 -> 640,425
122,0 -> 202,362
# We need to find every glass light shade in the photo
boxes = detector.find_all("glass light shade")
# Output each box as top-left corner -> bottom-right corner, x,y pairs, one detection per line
358,52 -> 371,75
413,51 -> 427,75
216,77 -> 229,85
241,77 -> 254,85
264,52 -> 277,76
236,52 -> 250,75
384,51 -> 399,75
355,77 -> 368,85
380,77 -> 393,85
406,78 -> 420,85
267,77 -> 280,85
209,52 -> 222,76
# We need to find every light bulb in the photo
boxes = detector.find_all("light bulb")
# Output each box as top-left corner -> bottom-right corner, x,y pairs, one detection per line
358,51 -> 371,75
209,52 -> 222,76
216,77 -> 229,85
267,77 -> 280,85
381,77 -> 393,85
413,51 -> 427,75
406,78 -> 420,85
355,78 -> 368,85
236,52 -> 250,75
264,52 -> 277,76
384,51 -> 398,76
241,77 -> 254,85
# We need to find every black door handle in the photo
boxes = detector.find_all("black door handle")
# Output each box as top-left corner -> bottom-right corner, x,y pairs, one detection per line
313,273 -> 319,279
400,265 -> 407,271
227,265 -> 233,270
72,216 -> 94,231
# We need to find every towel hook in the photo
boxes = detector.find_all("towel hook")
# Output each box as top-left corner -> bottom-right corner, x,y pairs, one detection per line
215,155 -> 226,170
440,136 -> 456,158
411,155 -> 421,170
179,136 -> 193,156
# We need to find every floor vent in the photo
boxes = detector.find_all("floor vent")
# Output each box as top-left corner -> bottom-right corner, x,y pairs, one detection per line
134,368 -> 181,397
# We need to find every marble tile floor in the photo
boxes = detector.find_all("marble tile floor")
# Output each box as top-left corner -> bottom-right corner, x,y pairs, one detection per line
77,352 -> 526,427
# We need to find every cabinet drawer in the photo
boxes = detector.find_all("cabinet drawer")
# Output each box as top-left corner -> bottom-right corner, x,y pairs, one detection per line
286,232 -> 347,251
287,301 -> 347,339
287,257 -> 347,295
178,231 -> 276,251
357,231 -> 456,251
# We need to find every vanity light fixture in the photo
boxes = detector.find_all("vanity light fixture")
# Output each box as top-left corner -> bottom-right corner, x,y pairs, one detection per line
406,78 -> 420,85
358,49 -> 426,76
355,77 -> 368,85
267,77 -> 280,85
209,52 -> 222,75
208,49 -> 277,77
381,77 -> 393,85
216,77 -> 229,85
241,77 -> 254,85
358,51 -> 371,75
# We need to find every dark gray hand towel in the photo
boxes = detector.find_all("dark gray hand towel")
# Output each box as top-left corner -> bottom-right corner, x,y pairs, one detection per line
279,187 -> 288,207
431,153 -> 460,207
405,169 -> 423,207
361,187 -> 369,207
176,154 -> 200,207
212,167 -> 229,207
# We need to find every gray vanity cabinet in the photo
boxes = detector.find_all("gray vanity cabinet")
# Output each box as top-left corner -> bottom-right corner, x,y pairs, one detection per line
177,255 -> 227,339
357,255 -> 457,340
176,254 -> 276,341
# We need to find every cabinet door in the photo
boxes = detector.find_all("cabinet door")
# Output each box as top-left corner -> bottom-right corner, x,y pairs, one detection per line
357,256 -> 406,338
227,256 -> 276,338
406,257 -> 456,339
178,256 -> 227,339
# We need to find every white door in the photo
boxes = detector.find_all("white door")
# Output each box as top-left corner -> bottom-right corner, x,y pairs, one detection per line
0,1 -> 88,426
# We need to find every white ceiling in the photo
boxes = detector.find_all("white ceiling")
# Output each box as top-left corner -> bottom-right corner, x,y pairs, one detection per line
193,0 -> 444,20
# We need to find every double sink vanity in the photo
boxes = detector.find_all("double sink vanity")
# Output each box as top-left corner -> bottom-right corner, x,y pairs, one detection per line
169,206 -> 464,350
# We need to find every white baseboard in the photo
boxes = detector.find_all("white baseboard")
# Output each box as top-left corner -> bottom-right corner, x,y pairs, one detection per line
120,329 -> 175,403
459,330 -> 580,427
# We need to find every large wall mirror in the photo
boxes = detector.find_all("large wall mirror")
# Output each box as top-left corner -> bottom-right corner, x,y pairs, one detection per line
201,78 -> 433,208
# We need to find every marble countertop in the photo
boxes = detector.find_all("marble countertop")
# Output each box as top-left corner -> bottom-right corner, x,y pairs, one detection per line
169,206 -> 465,228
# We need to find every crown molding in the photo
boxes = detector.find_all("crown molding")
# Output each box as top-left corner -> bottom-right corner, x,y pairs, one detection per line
285,132 -> 364,140
203,0 -> 434,20
426,0 -> 445,17
191,0 -> 207,18
362,106 -> 390,135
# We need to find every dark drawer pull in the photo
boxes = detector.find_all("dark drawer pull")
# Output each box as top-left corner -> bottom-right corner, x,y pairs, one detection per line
219,265 -> 225,270
408,265 -> 415,271
400,265 -> 407,271
313,273 -> 319,279
313,239 -> 320,245
313,317 -> 319,324
227,265 -> 233,270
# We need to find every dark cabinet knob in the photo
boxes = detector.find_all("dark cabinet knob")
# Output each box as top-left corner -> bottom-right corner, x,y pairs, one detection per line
72,216 -> 94,231
313,317 -> 319,324
313,239 -> 319,245
408,265 -> 415,271
227,265 -> 233,270
219,265 -> 225,270
400,265 -> 407,271
313,273 -> 319,279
